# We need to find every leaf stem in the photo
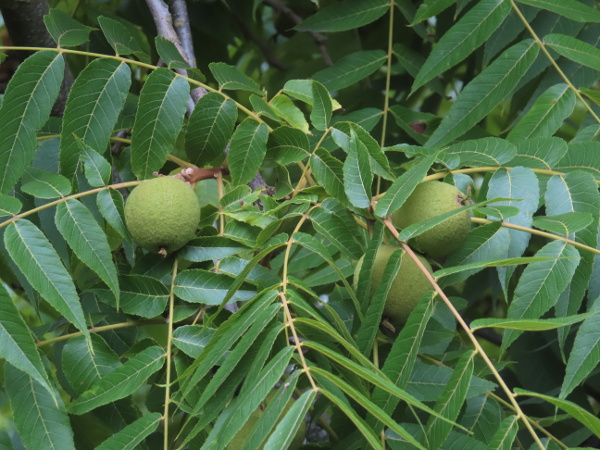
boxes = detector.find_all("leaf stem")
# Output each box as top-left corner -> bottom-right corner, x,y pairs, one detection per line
164,258 -> 178,449
36,318 -> 165,347
1,181 -> 140,230
471,217 -> 600,256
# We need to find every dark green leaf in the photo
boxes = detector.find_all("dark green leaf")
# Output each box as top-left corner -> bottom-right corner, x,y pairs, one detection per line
310,80 -> 332,131
62,334 -> 120,394
0,283 -> 52,396
0,51 -> 64,194
209,62 -> 263,95
98,16 -> 147,57
95,413 -> 162,450
426,40 -> 539,148
313,50 -> 387,92
544,34 -> 600,72
55,199 -> 119,301
69,346 -> 165,415
310,148 -> 348,204
502,240 -> 580,351
130,68 -> 189,179
296,0 -> 389,32
515,0 -> 600,22
413,0 -> 511,91
20,167 -> 71,199
5,363 -> 75,450
119,274 -> 169,317
374,153 -> 438,217
229,119 -> 269,186
155,36 -> 190,69
343,130 -> 372,209
0,194 -> 21,217
174,269 -> 256,304
508,84 -> 576,140
5,220 -> 90,340
60,58 -> 131,179
185,92 -> 237,166
44,8 -> 94,47
78,138 -> 112,187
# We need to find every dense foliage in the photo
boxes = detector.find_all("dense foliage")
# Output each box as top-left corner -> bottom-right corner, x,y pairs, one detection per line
0,0 -> 599,448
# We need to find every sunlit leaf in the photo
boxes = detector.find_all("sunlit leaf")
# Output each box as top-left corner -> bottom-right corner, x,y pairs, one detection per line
60,58 -> 131,179
130,68 -> 189,179
55,199 -> 119,301
185,92 -> 237,167
228,118 -> 269,185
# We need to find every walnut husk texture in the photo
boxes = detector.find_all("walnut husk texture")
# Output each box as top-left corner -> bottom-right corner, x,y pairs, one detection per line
355,244 -> 433,326
392,181 -> 471,258
124,177 -> 200,254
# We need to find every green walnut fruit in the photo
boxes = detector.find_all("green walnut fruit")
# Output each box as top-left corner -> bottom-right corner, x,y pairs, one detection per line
228,392 -> 305,450
392,181 -> 471,258
355,244 -> 433,326
124,176 -> 200,254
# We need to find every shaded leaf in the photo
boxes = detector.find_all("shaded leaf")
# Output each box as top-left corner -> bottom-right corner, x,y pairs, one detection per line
267,126 -> 310,165
426,40 -> 539,148
0,283 -> 52,396
98,16 -> 147,57
69,346 -> 165,415
424,351 -> 475,449
209,62 -> 262,95
470,311 -> 597,332
5,363 -> 75,450
310,148 -> 348,204
95,413 -> 162,450
155,36 -> 190,69
313,50 -> 387,92
515,0 -> 600,22
413,0 -> 511,91
44,8 -> 94,47
514,388 -> 600,438
62,334 -> 121,395
296,0 -> 389,32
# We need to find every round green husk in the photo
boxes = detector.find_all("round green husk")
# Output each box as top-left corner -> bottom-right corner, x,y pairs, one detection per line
392,181 -> 471,258
124,176 -> 200,254
355,244 -> 433,325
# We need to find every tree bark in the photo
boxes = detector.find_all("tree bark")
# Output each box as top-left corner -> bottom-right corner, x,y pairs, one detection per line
0,0 -> 74,116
